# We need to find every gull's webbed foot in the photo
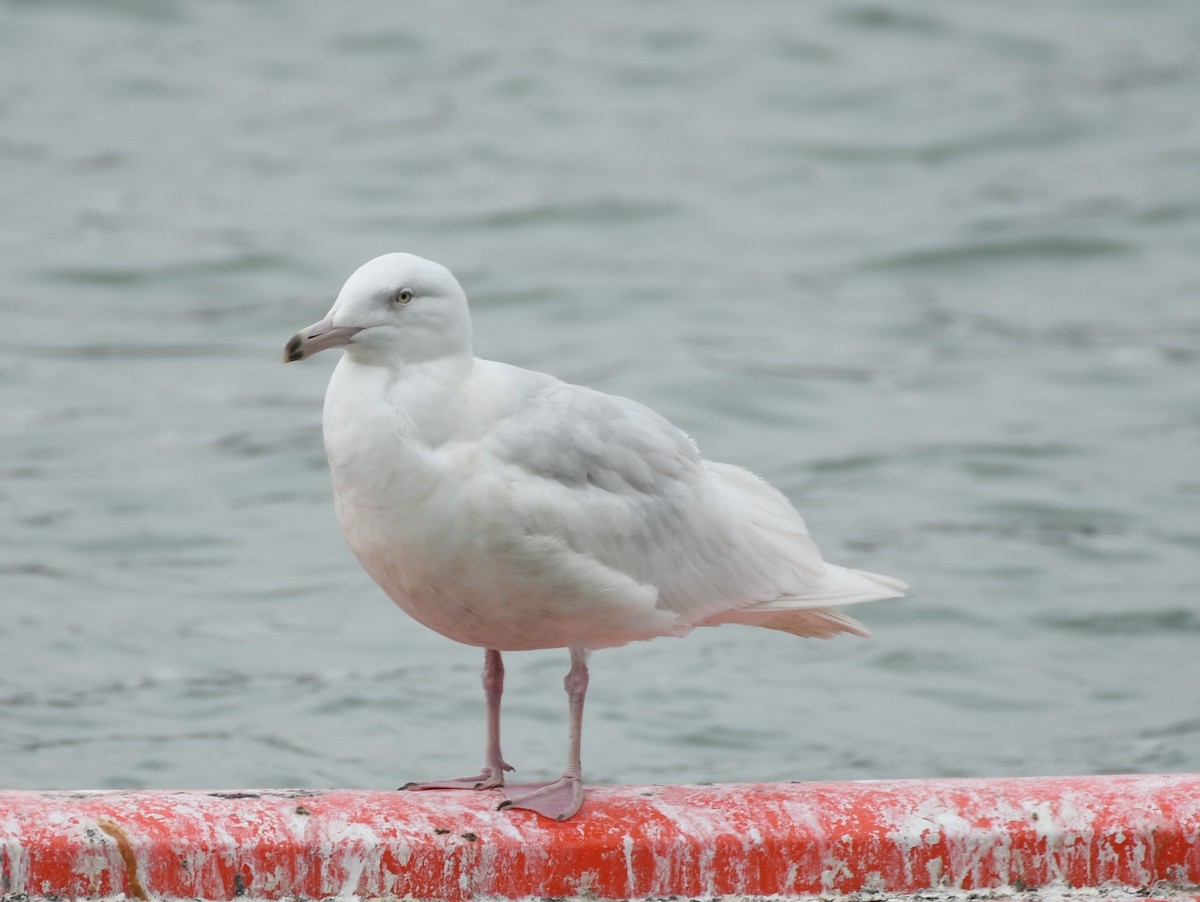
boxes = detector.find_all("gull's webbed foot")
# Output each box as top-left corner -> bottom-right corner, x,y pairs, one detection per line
401,761 -> 513,792
497,774 -> 584,821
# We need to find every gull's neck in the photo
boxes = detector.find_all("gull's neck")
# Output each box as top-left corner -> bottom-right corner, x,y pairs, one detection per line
331,349 -> 476,444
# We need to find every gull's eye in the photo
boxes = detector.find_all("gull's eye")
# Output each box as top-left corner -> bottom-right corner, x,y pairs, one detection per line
393,288 -> 413,305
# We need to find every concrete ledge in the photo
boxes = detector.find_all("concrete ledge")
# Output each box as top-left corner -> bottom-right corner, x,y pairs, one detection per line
2,774 -> 1198,900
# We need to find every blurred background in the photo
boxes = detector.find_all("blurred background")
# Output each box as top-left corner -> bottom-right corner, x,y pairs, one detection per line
2,0 -> 1198,790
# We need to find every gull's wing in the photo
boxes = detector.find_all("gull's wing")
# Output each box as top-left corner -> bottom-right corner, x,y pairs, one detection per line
472,362 -> 836,627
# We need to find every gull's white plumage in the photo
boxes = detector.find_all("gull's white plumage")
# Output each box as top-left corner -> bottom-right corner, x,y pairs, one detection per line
285,252 -> 905,820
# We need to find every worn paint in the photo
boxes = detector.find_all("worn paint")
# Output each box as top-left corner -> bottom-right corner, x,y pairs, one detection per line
0,775 -> 1198,901
94,820 -> 147,901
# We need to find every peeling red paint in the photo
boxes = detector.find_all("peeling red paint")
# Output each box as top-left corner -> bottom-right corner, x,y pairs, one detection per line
1,775 -> 1198,900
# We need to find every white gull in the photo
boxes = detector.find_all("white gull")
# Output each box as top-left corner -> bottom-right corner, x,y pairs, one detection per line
283,252 -> 906,820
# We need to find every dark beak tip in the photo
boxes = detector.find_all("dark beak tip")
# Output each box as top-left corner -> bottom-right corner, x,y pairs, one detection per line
283,335 -> 304,363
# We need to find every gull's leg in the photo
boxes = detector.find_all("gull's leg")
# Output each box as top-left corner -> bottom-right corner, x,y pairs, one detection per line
499,646 -> 588,820
402,648 -> 514,791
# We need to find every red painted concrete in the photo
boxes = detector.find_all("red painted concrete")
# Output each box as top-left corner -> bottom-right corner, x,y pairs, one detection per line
2,775 -> 1198,900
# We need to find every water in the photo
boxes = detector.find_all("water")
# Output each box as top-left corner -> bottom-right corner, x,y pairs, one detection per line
2,0 -> 1198,792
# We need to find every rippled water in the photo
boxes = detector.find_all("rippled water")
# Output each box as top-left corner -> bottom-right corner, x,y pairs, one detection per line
2,0 -> 1198,792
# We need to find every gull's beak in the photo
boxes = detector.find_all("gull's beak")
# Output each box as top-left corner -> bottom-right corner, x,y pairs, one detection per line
283,317 -> 364,363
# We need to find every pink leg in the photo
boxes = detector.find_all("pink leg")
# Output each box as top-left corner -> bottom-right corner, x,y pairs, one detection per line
402,649 -> 514,791
499,646 -> 588,821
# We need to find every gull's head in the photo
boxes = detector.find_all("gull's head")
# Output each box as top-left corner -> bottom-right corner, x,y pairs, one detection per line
283,253 -> 472,366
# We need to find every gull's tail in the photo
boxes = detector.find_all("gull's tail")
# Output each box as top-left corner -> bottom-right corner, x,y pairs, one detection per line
696,458 -> 906,639
703,565 -> 907,639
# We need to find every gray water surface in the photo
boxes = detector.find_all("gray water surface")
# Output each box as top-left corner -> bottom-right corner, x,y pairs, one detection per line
2,0 -> 1198,791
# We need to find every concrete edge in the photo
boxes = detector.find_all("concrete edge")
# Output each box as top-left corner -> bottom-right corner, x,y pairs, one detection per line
2,774 -> 1198,900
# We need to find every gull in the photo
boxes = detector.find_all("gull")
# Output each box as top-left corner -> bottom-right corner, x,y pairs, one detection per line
283,253 -> 906,820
